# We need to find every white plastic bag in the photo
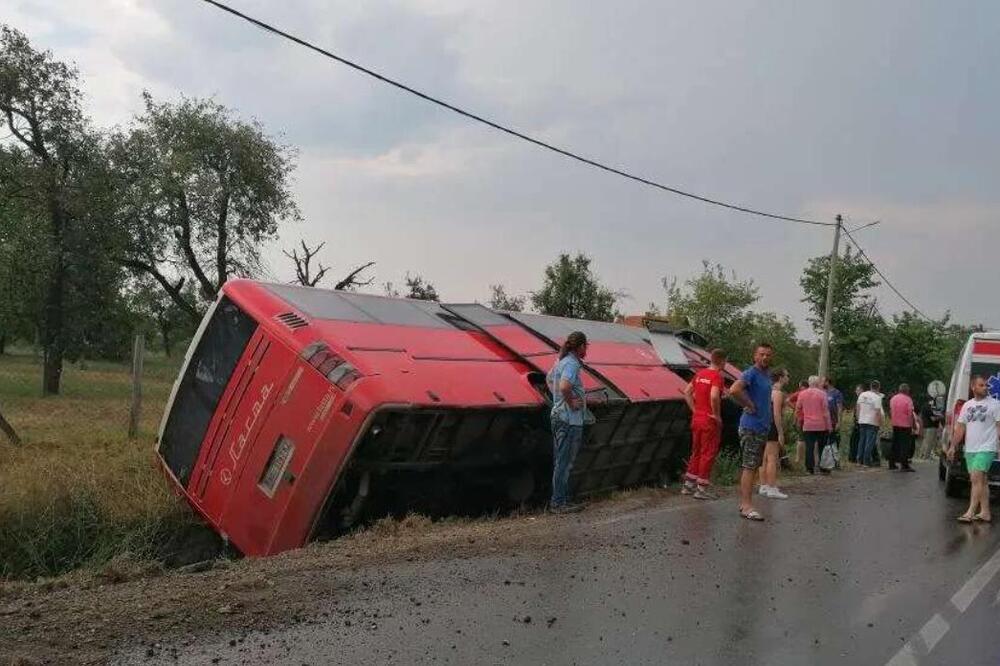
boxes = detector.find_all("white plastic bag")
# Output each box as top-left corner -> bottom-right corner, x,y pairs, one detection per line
819,444 -> 836,472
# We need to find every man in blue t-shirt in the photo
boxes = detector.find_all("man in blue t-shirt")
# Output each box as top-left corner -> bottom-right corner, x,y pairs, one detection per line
729,343 -> 774,521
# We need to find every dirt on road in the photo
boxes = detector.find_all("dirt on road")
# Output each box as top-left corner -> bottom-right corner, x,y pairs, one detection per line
0,473 -> 848,666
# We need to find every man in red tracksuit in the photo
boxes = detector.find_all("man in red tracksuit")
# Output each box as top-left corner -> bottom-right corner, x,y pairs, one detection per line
682,348 -> 727,500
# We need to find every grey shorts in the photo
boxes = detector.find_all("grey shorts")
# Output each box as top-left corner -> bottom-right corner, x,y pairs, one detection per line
739,429 -> 768,470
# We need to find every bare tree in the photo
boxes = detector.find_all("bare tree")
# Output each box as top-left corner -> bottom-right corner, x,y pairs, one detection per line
283,240 -> 375,290
284,240 -> 330,287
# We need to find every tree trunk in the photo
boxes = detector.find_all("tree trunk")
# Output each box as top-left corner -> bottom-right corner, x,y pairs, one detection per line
0,333 -> 6,355
42,199 -> 66,395
159,318 -> 172,357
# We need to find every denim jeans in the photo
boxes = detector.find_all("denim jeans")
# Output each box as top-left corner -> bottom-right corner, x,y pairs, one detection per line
551,417 -> 584,507
858,424 -> 879,465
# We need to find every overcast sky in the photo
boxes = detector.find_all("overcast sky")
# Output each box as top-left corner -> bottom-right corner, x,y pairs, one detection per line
4,0 -> 998,336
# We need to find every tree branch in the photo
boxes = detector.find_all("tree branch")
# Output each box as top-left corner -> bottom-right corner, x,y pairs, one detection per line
121,257 -> 200,323
174,188 -> 215,299
334,261 -> 376,290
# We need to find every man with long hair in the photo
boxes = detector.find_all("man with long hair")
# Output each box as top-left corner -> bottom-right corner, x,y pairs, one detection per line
681,348 -> 727,500
547,331 -> 589,513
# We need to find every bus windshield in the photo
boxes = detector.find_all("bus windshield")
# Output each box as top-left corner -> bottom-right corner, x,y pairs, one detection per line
159,297 -> 258,486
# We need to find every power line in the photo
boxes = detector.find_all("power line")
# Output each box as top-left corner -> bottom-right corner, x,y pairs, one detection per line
198,0 -> 835,228
841,226 -> 931,321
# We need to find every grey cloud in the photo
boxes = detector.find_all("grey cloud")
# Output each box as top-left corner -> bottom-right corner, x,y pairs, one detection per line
4,0 -> 999,333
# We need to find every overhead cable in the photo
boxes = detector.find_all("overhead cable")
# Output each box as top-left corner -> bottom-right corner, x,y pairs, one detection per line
198,0 -> 835,228
841,226 -> 931,321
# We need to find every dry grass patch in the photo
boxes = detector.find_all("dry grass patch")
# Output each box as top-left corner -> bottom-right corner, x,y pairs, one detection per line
0,351 -> 206,581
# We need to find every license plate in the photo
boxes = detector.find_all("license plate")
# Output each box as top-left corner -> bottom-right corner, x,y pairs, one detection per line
258,435 -> 295,498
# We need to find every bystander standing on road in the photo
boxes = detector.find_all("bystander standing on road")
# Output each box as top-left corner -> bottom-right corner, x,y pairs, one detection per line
681,348 -> 727,500
547,331 -> 589,514
856,381 -> 885,467
824,377 -> 844,463
730,343 -> 774,521
918,398 -> 943,459
789,379 -> 808,467
849,383 -> 864,463
947,375 -> 1000,523
760,368 -> 789,499
888,384 -> 920,472
796,376 -> 834,474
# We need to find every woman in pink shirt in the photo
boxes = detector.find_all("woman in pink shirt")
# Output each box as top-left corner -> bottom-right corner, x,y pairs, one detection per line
795,376 -> 833,474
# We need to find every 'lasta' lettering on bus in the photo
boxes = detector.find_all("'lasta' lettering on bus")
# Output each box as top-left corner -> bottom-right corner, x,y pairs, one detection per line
219,382 -> 274,485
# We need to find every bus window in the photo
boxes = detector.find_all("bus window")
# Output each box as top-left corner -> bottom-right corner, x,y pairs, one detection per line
159,297 -> 258,486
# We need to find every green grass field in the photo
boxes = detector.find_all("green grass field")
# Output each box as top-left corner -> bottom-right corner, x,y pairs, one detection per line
0,350 -> 204,581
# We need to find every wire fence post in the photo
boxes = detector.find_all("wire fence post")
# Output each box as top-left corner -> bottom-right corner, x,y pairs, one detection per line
0,403 -> 20,445
128,333 -> 145,440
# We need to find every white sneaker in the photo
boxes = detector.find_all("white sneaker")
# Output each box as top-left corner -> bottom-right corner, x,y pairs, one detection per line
758,485 -> 771,496
767,487 -> 789,499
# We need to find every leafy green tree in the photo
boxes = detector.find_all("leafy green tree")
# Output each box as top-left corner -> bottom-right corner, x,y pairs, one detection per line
488,284 -> 525,312
800,247 -> 885,391
662,262 -> 758,357
0,198 -> 46,353
532,253 -> 618,321
110,93 -> 300,322
662,262 -> 814,377
126,277 -> 198,357
0,25 -> 123,391
744,311 -> 817,382
800,246 -> 880,336
882,313 -> 972,400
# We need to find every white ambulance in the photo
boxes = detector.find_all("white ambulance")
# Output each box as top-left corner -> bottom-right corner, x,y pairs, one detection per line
939,330 -> 1000,496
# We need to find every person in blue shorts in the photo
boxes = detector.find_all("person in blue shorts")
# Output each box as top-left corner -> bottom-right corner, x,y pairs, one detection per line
729,343 -> 775,521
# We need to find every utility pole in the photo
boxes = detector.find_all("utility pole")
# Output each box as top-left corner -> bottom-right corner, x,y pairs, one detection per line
818,214 -> 843,379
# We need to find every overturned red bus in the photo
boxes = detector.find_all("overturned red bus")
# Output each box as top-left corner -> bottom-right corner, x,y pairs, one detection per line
155,280 -> 711,557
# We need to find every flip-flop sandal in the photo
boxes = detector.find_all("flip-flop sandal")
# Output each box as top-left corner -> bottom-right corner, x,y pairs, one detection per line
957,515 -> 974,523
740,509 -> 765,521
973,515 -> 992,523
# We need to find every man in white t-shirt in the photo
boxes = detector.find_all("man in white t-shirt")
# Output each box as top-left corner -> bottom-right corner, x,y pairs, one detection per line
947,375 -> 1000,523
855,380 -> 885,466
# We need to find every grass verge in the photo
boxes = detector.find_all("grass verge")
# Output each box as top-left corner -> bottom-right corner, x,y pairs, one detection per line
0,351 -> 207,581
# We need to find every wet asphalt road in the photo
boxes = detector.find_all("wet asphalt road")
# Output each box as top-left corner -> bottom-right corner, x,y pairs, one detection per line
118,465 -> 1000,666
